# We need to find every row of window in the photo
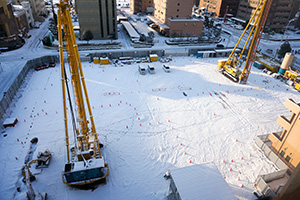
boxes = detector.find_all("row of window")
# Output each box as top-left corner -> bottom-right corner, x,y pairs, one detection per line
280,150 -> 291,163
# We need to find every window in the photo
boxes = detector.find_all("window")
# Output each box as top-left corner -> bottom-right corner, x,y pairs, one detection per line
178,3 -> 180,6
280,150 -> 285,157
176,15 -> 179,18
177,9 -> 179,12
285,155 -> 291,163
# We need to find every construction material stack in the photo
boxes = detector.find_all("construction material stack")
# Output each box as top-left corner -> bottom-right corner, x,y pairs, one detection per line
57,0 -> 109,186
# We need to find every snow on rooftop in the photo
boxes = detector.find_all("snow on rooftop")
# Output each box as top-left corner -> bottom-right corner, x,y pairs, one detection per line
170,162 -> 236,200
121,21 -> 140,38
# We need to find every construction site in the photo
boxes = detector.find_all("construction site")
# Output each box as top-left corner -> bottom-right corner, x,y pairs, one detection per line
1,0 -> 300,200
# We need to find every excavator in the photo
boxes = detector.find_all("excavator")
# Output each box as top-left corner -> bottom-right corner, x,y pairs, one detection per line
57,0 -> 109,186
218,0 -> 273,84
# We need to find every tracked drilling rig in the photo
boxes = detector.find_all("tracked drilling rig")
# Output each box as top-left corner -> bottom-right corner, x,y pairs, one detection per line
218,0 -> 273,84
57,0 -> 109,186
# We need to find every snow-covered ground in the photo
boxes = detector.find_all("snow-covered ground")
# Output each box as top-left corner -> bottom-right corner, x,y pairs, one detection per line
1,57 -> 299,200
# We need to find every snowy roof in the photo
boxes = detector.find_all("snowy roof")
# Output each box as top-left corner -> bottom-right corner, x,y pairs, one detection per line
170,162 -> 236,200
215,49 -> 234,53
73,157 -> 105,172
231,17 -> 246,24
121,21 -> 140,39
168,18 -> 202,22
197,50 -> 216,53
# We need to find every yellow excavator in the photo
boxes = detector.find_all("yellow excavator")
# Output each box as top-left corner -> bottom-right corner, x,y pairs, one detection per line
218,0 -> 273,84
57,0 -> 109,186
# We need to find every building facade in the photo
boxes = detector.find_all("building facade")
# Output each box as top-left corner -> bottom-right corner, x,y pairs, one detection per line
237,0 -> 298,32
130,0 -> 153,14
0,1 -> 18,37
198,0 -> 240,17
7,0 -> 46,22
152,0 -> 203,37
13,7 -> 29,36
268,99 -> 300,170
76,0 -> 117,40
21,1 -> 34,27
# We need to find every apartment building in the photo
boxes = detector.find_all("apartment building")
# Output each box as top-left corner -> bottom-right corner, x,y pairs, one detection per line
13,7 -> 29,35
20,1 -> 34,27
198,0 -> 240,17
151,0 -> 203,37
237,0 -> 299,32
8,0 -> 46,22
130,0 -> 153,14
76,0 -> 117,40
0,0 -> 18,37
268,99 -> 300,170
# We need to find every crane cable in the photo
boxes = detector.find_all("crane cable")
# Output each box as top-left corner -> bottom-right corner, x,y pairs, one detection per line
64,65 -> 78,153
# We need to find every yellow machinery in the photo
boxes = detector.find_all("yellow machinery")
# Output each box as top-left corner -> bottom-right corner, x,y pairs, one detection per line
218,0 -> 273,83
294,79 -> 300,91
57,0 -> 109,186
283,70 -> 298,81
21,149 -> 51,200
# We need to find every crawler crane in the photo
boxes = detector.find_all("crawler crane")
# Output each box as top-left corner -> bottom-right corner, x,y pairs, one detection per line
57,0 -> 109,186
218,0 -> 273,84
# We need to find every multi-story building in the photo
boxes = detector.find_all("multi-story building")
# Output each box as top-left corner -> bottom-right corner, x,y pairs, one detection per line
198,0 -> 240,17
20,1 -> 34,27
151,0 -> 203,37
76,0 -> 117,40
130,0 -> 153,14
0,0 -> 18,37
237,0 -> 299,32
268,99 -> 300,170
13,6 -> 29,35
7,0 -> 46,22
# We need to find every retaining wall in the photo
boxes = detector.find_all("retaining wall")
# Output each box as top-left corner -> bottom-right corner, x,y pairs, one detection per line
0,55 -> 59,121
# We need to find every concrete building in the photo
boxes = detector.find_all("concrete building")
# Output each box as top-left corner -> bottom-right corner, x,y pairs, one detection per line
130,0 -> 153,14
76,0 -> 117,40
254,99 -> 300,198
20,1 -> 34,27
236,0 -> 299,32
7,0 -> 46,22
268,99 -> 300,171
13,6 -> 29,36
150,0 -> 203,37
0,0 -> 18,37
198,0 -> 240,17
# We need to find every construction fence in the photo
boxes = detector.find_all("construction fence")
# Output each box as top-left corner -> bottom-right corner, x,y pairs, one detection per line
0,55 -> 59,120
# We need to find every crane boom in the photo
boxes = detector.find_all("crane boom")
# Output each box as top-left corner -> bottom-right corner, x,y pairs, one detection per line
57,0 -> 108,186
218,0 -> 273,84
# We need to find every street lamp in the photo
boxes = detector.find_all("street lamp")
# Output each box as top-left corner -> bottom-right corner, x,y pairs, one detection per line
274,18 -> 296,58
284,18 -> 296,41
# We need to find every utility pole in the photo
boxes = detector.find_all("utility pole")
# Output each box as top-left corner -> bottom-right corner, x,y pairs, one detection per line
224,6 -> 229,23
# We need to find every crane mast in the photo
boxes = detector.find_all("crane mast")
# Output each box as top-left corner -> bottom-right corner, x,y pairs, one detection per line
217,0 -> 273,84
57,0 -> 108,186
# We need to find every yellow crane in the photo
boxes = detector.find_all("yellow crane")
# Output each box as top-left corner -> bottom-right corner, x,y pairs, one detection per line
57,0 -> 109,186
218,0 -> 273,84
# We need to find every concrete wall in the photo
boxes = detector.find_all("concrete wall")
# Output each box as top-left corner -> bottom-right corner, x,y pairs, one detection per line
255,134 -> 289,170
0,55 -> 58,121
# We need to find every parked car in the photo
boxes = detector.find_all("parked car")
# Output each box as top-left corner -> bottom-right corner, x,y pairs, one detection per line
162,65 -> 170,72
148,65 -> 155,74
138,65 -> 146,75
